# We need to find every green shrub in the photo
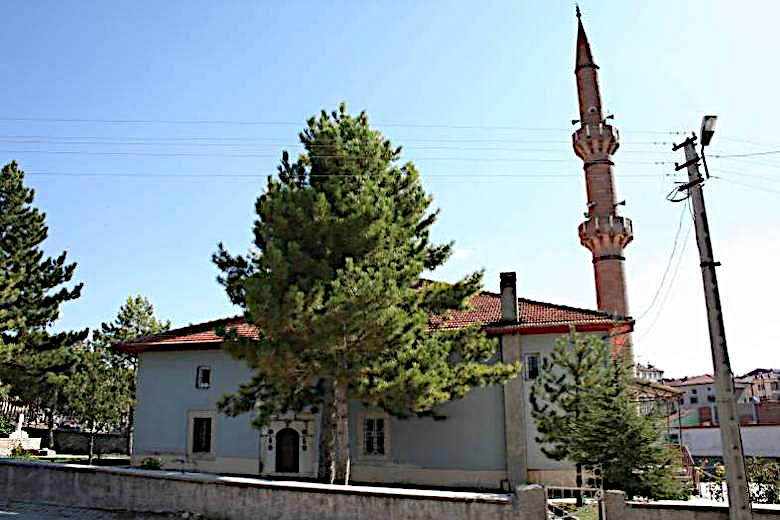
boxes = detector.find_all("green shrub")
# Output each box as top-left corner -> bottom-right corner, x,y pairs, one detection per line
0,412 -> 14,437
9,442 -> 33,459
139,457 -> 162,470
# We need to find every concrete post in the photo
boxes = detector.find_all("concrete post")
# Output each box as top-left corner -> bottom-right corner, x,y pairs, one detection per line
603,490 -> 627,520
674,136 -> 752,520
514,484 -> 546,519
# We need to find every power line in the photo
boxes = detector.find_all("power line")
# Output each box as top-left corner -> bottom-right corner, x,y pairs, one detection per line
0,134 -> 674,146
24,170 -> 672,180
0,138 -> 672,154
0,148 -> 671,163
711,176 -> 780,196
636,202 -> 694,342
0,115 -> 685,134
704,166 -> 780,184
635,204 -> 688,321
712,149 -> 780,159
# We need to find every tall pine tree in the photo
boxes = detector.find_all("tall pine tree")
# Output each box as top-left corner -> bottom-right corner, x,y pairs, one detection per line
214,105 -> 521,482
0,161 -> 87,445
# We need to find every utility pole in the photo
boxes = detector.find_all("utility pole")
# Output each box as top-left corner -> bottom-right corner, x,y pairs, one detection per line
672,130 -> 752,520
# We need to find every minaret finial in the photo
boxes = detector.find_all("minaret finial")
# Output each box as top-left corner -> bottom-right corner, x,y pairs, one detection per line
576,4 -> 581,19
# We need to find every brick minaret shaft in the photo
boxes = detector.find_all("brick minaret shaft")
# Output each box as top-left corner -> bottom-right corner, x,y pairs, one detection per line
572,9 -> 634,357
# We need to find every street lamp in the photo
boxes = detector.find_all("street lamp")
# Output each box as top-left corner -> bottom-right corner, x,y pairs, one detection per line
699,115 -> 718,178
672,115 -> 753,520
700,115 -> 718,146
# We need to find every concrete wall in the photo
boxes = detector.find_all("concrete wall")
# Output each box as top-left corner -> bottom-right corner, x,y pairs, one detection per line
604,491 -> 780,520
0,460 -> 547,520
682,425 -> 780,458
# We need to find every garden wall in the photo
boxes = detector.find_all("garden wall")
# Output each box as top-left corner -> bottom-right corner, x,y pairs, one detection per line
0,460 -> 546,520
604,490 -> 780,520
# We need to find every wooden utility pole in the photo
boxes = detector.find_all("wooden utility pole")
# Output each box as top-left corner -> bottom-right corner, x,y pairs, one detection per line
672,134 -> 752,520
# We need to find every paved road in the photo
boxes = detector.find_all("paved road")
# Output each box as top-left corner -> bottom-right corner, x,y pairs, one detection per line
0,499 -> 182,519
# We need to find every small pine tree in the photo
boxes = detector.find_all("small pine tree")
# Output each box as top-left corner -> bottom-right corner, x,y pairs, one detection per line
214,105 -> 521,482
531,332 -> 686,500
91,294 -> 170,455
63,345 -> 134,464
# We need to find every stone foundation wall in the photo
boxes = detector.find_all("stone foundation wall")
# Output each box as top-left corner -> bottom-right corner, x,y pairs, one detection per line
0,460 -> 547,520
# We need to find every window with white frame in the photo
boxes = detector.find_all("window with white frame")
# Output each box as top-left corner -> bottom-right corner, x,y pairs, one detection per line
361,415 -> 388,457
525,353 -> 540,380
196,366 -> 211,389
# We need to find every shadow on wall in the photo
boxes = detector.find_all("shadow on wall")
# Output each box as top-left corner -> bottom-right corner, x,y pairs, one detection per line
23,428 -> 127,455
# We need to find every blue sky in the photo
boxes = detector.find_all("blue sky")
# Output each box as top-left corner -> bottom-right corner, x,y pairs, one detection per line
2,1 -> 779,377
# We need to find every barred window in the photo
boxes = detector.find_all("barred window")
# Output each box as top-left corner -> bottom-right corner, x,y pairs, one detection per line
363,417 -> 385,456
192,417 -> 212,453
525,354 -> 540,380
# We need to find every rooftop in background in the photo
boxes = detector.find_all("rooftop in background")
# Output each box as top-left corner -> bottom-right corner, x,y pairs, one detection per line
118,292 -> 626,353
665,374 -> 715,386
665,374 -> 753,387
740,368 -> 780,379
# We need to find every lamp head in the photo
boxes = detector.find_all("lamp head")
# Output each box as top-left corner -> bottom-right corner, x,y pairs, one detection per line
700,115 -> 718,147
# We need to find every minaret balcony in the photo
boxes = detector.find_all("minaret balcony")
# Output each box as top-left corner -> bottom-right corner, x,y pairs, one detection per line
572,122 -> 620,162
578,215 -> 633,254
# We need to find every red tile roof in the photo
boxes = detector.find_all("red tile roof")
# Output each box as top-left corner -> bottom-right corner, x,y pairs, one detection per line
118,292 -> 625,353
432,292 -> 619,331
665,375 -> 715,386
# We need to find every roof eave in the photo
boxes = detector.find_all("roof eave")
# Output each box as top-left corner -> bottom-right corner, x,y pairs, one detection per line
484,321 -> 628,336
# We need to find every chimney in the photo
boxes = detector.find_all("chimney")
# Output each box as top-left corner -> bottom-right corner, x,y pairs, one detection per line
500,272 -> 518,323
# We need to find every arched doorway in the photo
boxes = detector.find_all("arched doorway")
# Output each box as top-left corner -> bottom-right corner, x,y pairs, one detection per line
275,428 -> 299,473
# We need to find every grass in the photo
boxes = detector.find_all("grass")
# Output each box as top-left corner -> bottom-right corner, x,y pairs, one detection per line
556,501 -> 600,520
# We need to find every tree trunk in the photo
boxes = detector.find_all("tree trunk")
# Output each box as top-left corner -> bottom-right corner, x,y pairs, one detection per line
576,462 -> 583,507
317,379 -> 335,482
88,421 -> 95,465
126,404 -> 134,456
127,362 -> 138,457
333,378 -> 350,484
46,389 -> 58,451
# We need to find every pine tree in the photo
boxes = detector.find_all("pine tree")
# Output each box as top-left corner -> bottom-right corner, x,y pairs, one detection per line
0,161 -> 87,446
530,332 -> 611,505
92,294 -> 171,363
530,332 -> 686,500
63,345 -> 134,464
91,294 -> 170,454
214,104 -> 521,482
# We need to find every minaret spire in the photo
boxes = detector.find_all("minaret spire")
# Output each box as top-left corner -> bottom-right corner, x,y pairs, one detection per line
571,10 -> 634,360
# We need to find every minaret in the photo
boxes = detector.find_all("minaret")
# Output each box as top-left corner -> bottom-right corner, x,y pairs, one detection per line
572,8 -> 634,358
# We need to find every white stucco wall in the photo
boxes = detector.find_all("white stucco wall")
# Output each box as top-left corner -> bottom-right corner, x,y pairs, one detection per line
681,425 -> 780,458
133,331 -> 599,488
135,347 -> 513,488
134,349 -> 260,472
